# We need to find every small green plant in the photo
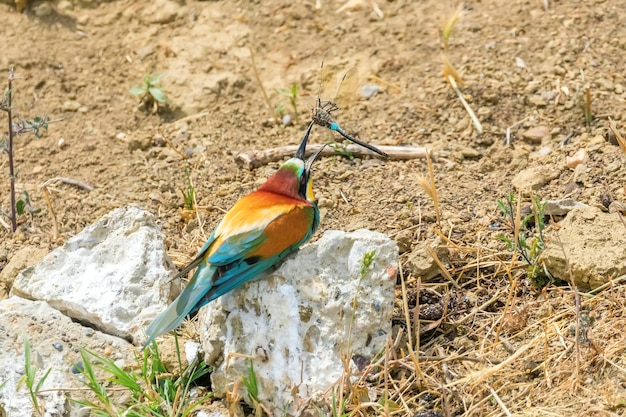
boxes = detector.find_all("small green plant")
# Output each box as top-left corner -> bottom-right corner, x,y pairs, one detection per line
18,338 -> 52,416
16,190 -> 41,220
327,250 -> 377,416
573,71 -> 593,127
274,83 -> 299,124
360,250 -> 376,280
496,193 -> 550,287
241,360 -> 262,416
73,348 -> 119,415
329,142 -> 354,161
130,73 -> 168,113
179,167 -> 196,211
72,338 -> 212,417
274,102 -> 286,118
576,85 -> 593,126
1,68 -> 51,232
345,250 -> 376,349
330,388 -> 350,417
314,388 -> 350,417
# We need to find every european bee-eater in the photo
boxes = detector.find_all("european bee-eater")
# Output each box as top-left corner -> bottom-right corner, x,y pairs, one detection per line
145,122 -> 324,346
145,121 -> 387,347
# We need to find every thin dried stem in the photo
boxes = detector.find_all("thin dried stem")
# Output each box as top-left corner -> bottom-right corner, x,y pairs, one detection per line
443,58 -> 483,135
486,383 -> 512,416
6,68 -> 16,231
608,117 -> 626,154
41,185 -> 59,241
249,46 -> 274,119
417,149 -> 441,227
399,267 -> 428,391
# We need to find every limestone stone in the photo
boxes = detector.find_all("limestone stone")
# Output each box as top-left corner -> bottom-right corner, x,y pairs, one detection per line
512,165 -> 560,192
200,229 -> 398,416
12,206 -> 179,344
0,297 -> 134,417
540,207 -> 626,289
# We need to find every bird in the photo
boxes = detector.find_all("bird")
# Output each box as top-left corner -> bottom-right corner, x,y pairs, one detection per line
144,120 -> 387,347
144,121 -> 325,347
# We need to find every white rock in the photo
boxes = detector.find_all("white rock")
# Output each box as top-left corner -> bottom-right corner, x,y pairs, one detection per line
200,229 -> 398,416
185,341 -> 201,365
543,199 -> 589,216
11,206 -> 179,344
361,84 -> 381,99
0,297 -> 135,417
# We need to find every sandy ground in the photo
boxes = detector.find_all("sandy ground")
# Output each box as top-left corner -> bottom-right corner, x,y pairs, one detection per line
2,0 -> 626,415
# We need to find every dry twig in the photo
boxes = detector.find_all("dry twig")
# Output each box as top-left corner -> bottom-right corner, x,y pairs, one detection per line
234,144 -> 427,169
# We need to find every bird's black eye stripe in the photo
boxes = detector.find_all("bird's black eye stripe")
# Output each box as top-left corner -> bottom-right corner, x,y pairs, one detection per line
298,172 -> 309,198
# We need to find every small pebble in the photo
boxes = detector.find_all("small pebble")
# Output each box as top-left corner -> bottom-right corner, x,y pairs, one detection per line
71,361 -> 84,374
136,45 -> 155,60
528,95 -> 547,107
185,341 -> 201,365
52,342 -> 63,352
361,84 -> 380,99
281,114 -> 291,126
531,146 -> 552,158
488,221 -> 501,230
565,148 -> 589,169
62,100 -> 82,112
57,0 -> 73,12
522,126 -> 550,143
543,199 -> 589,216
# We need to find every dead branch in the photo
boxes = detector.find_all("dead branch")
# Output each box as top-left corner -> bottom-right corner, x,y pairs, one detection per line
42,177 -> 94,192
234,144 -> 429,169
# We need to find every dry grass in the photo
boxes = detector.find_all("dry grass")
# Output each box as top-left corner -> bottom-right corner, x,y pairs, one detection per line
314,226 -> 626,416
417,149 -> 441,228
609,118 -> 626,155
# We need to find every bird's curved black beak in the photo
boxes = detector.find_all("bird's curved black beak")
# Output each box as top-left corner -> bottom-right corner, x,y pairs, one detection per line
305,143 -> 326,172
295,121 -> 315,161
296,121 -> 326,170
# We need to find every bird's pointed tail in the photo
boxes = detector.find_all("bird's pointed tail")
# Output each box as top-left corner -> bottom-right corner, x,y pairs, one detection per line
143,297 -> 190,348
143,265 -> 216,349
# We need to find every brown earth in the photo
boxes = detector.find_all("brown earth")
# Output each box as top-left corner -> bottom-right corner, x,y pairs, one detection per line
1,0 -> 626,415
